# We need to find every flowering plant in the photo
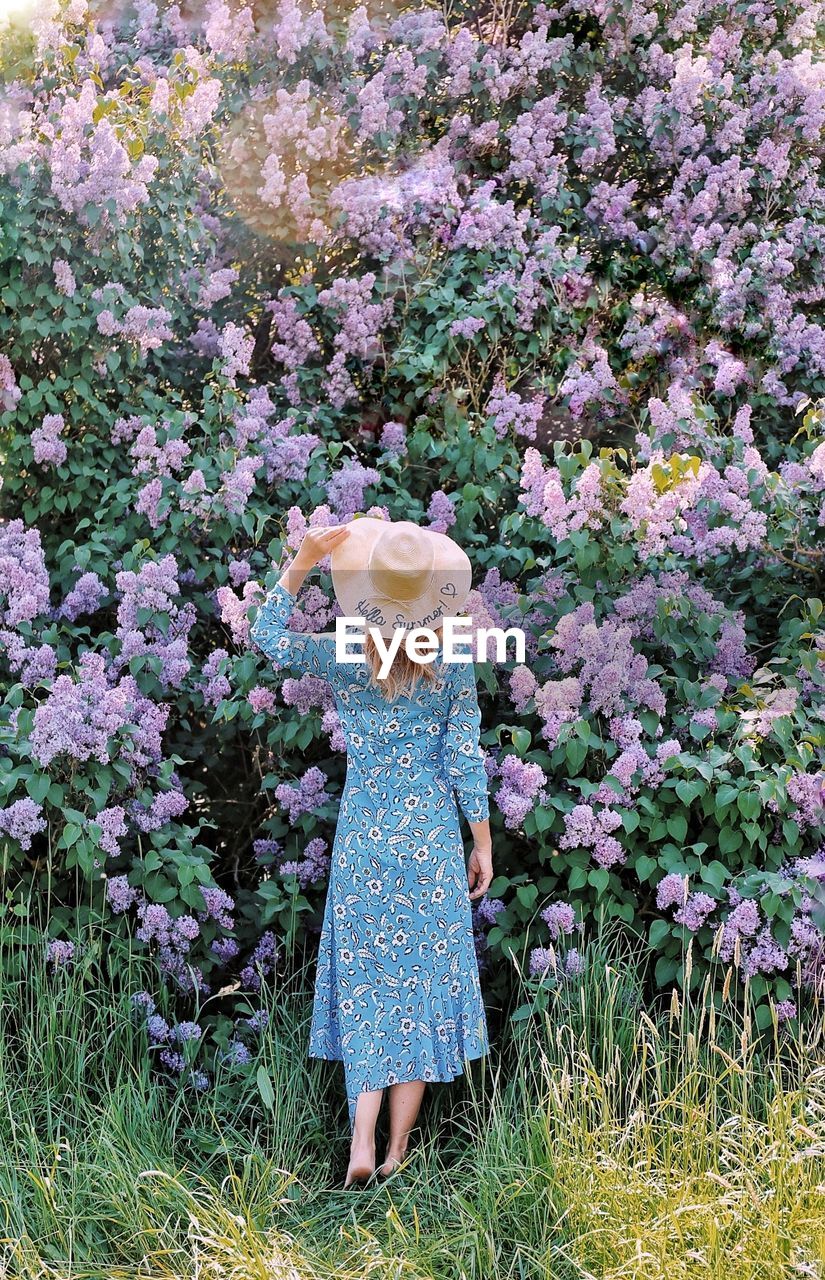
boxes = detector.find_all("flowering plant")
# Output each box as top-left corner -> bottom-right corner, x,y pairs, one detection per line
1,0 -> 823,1096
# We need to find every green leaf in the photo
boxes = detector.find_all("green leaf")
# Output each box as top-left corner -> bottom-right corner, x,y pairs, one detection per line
675,779 -> 705,806
588,867 -> 609,896
533,805 -> 554,833
648,919 -> 671,948
718,826 -> 743,854
143,875 -> 178,903
516,883 -> 538,908
26,774 -> 51,805
635,854 -> 657,882
782,819 -> 801,847
737,791 -> 761,821
180,883 -> 207,910
666,814 -> 688,843
565,737 -> 587,773
510,1001 -> 541,1022
256,1065 -> 275,1109
755,1002 -> 774,1030
655,955 -> 679,986
715,784 -> 738,809
700,861 -> 727,890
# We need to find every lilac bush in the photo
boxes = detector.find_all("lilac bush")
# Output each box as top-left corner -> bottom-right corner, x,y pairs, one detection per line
0,0 -> 824,1098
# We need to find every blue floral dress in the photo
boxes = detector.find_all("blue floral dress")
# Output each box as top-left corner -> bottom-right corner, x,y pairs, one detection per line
250,579 -> 490,1129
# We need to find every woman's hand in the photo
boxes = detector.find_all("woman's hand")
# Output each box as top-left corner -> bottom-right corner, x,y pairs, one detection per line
467,842 -> 493,900
279,524 -> 351,596
295,523 -> 351,569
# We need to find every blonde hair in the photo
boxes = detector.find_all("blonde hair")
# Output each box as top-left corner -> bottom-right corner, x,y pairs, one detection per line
364,629 -> 448,700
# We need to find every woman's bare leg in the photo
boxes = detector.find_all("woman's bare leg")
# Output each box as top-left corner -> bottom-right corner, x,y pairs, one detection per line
344,1087 -> 383,1186
380,1080 -> 426,1174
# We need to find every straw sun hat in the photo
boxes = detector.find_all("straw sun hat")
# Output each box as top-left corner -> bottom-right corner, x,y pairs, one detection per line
329,517 -> 473,639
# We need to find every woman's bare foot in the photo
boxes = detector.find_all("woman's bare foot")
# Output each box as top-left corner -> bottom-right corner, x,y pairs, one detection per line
343,1130 -> 376,1188
378,1141 -> 408,1176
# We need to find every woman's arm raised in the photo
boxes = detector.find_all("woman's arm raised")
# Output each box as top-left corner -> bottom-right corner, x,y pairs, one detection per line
249,525 -> 351,678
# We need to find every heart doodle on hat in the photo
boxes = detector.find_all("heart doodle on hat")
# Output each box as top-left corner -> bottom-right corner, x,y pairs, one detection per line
440,582 -> 457,597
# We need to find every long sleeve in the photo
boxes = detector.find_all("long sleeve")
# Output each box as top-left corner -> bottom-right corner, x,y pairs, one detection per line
443,658 -> 490,823
249,579 -> 336,681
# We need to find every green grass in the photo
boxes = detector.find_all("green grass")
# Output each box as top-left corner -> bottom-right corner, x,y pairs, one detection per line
1,926 -> 823,1279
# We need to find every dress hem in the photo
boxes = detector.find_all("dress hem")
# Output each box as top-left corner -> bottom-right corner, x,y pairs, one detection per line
307,1045 -> 489,1088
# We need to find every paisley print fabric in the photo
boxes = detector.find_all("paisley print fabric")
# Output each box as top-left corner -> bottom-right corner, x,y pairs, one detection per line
250,579 -> 490,1129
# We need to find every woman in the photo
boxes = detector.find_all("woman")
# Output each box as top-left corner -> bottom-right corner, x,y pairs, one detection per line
250,517 -> 494,1188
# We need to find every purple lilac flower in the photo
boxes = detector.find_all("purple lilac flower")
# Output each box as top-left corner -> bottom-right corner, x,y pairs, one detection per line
106,875 -> 137,914
249,686 -> 277,714
253,837 -> 282,863
560,803 -> 626,869
131,991 -> 156,1018
493,755 -> 548,829
325,460 -> 381,519
534,676 -> 582,748
114,555 -> 194,691
242,1010 -> 270,1033
541,901 -> 575,941
31,651 -> 128,767
656,873 -> 688,910
427,490 -> 457,533
280,673 -> 334,717
275,766 -> 330,823
130,789 -> 188,833
53,259 -> 76,296
211,937 -> 240,963
0,519 -> 51,626
485,375 -> 544,441
221,1039 -> 251,1066
742,926 -> 788,978
529,946 -> 557,977
787,773 -> 824,829
240,931 -> 278,991
147,1015 -> 171,1043
136,902 -> 173,947
171,915 -> 200,950
174,1021 -> 203,1044
449,315 -> 486,340
0,798 -> 47,850
316,272 -> 393,409
476,897 -> 505,927
200,649 -> 231,707
45,939 -> 75,969
674,891 -> 716,932
60,571 -> 106,621
509,666 -> 537,715
0,353 -> 21,411
94,806 -> 128,857
279,836 -> 330,888
159,1048 -> 187,1072
379,420 -> 407,454
719,899 -> 761,963
199,885 -> 235,929
31,413 -> 68,467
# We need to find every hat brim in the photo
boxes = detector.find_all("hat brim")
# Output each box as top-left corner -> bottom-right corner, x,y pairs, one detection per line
329,517 -> 473,639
